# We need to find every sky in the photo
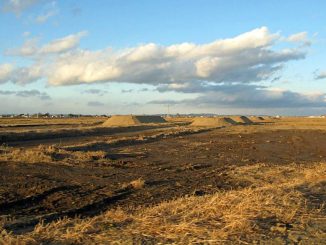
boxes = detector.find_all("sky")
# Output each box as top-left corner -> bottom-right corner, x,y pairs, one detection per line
0,0 -> 326,115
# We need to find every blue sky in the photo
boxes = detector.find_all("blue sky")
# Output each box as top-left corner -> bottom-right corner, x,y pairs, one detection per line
0,0 -> 326,115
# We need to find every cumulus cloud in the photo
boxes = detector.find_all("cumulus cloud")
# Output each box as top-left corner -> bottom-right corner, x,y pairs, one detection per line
6,31 -> 87,57
37,27 -> 304,86
7,65 -> 43,84
0,62 -> 44,84
1,0 -> 40,15
5,38 -> 39,56
0,63 -> 14,83
0,32 -> 86,84
2,31 -> 87,83
0,89 -> 51,100
150,84 -> 326,108
314,70 -> 326,80
193,88 -> 326,108
1,27 -> 317,110
40,31 -> 87,54
284,32 -> 311,46
285,32 -> 310,43
3,27 -> 305,86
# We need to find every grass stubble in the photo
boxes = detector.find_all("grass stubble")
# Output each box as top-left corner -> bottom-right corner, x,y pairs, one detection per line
0,158 -> 325,244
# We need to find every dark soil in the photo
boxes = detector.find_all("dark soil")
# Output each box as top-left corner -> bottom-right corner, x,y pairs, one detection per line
1,126 -> 326,234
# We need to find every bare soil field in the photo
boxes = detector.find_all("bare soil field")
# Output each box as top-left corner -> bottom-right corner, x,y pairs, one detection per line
1,117 -> 326,244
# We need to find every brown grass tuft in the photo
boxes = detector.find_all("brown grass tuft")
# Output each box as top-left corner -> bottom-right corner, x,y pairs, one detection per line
0,144 -> 108,164
129,178 -> 145,189
122,178 -> 146,190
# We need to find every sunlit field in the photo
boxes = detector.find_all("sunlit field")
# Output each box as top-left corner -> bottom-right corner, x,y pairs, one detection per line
1,116 -> 326,244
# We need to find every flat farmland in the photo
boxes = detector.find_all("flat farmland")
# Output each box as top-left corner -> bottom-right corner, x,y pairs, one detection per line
1,117 -> 326,244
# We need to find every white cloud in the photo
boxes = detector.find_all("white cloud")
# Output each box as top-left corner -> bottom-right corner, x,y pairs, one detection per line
36,26 -> 304,86
286,32 -> 308,42
6,31 -> 87,56
47,49 -> 122,85
285,32 -> 311,46
0,63 -> 14,83
35,1 -> 59,23
0,26 -> 313,111
151,84 -> 326,108
40,31 -> 87,54
0,89 -> 51,100
35,9 -> 58,23
315,70 -> 326,80
12,65 -> 43,84
3,30 -> 112,84
6,37 -> 38,56
1,0 -> 40,15
0,24 -> 323,113
0,63 -> 43,84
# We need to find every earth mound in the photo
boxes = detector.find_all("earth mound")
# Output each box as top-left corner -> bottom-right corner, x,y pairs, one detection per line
190,117 -> 237,127
231,116 -> 254,125
103,115 -> 166,126
250,116 -> 265,121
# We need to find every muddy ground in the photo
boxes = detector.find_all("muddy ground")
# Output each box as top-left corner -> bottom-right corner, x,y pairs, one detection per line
1,120 -> 326,236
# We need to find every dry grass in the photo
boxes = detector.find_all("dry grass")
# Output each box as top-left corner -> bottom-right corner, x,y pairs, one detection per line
0,127 -> 208,165
64,127 -> 208,151
0,123 -> 171,143
0,144 -> 107,164
1,162 -> 325,244
122,178 -> 146,190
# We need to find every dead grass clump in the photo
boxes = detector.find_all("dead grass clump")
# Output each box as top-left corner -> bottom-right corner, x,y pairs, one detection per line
37,145 -> 68,160
0,145 -> 70,163
3,147 -> 53,163
130,178 -> 145,189
0,144 -> 108,164
122,178 -> 146,190
0,144 -> 10,159
228,162 -> 326,188
72,150 -> 107,162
